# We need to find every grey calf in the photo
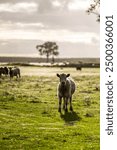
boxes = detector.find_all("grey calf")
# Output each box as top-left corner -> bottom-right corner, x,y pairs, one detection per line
57,73 -> 75,112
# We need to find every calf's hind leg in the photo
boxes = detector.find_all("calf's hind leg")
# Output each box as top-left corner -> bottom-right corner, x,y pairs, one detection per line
69,97 -> 73,111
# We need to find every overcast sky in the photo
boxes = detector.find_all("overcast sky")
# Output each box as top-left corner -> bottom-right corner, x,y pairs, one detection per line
0,0 -> 99,58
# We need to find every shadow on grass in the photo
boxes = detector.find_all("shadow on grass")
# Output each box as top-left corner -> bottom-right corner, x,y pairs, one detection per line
60,111 -> 81,125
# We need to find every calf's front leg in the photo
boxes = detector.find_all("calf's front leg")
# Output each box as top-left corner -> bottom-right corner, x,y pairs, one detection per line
58,97 -> 62,113
65,97 -> 68,112
63,97 -> 65,110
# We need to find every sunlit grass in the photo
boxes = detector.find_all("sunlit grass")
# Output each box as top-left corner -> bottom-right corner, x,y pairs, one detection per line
0,67 -> 100,150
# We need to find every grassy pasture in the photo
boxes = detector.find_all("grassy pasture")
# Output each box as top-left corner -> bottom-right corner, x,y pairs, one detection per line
0,67 -> 100,150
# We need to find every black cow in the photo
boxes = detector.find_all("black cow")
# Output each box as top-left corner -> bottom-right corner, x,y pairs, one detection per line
9,67 -> 21,78
0,67 -> 9,77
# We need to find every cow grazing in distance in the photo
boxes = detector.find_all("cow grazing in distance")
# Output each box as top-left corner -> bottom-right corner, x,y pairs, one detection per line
0,67 -> 3,77
9,67 -> 21,79
0,67 -> 9,77
76,66 -> 82,71
4,67 -> 9,75
56,73 -> 75,113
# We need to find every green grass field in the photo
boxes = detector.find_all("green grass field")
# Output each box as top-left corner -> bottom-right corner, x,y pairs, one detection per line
0,67 -> 100,150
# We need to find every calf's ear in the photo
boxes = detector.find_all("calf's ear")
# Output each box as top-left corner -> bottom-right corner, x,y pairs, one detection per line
66,74 -> 70,77
56,74 -> 60,77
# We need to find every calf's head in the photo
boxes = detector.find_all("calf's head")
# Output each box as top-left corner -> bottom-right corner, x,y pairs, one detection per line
57,73 -> 70,85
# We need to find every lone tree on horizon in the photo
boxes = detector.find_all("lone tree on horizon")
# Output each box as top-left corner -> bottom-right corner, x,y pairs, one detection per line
36,41 -> 59,63
86,0 -> 100,22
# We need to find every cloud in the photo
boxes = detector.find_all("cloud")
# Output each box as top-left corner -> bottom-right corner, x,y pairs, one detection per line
68,0 -> 90,11
0,26 -> 99,45
0,21 -> 45,30
0,0 -> 91,13
0,41 -> 8,46
0,7 -> 99,33
0,2 -> 38,13
52,0 -> 61,7
0,0 -> 99,58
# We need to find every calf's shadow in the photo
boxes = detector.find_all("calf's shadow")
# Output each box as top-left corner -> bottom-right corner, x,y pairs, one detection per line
60,111 -> 81,125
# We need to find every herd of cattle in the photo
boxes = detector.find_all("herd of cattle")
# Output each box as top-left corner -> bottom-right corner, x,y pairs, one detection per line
0,66 -> 20,78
